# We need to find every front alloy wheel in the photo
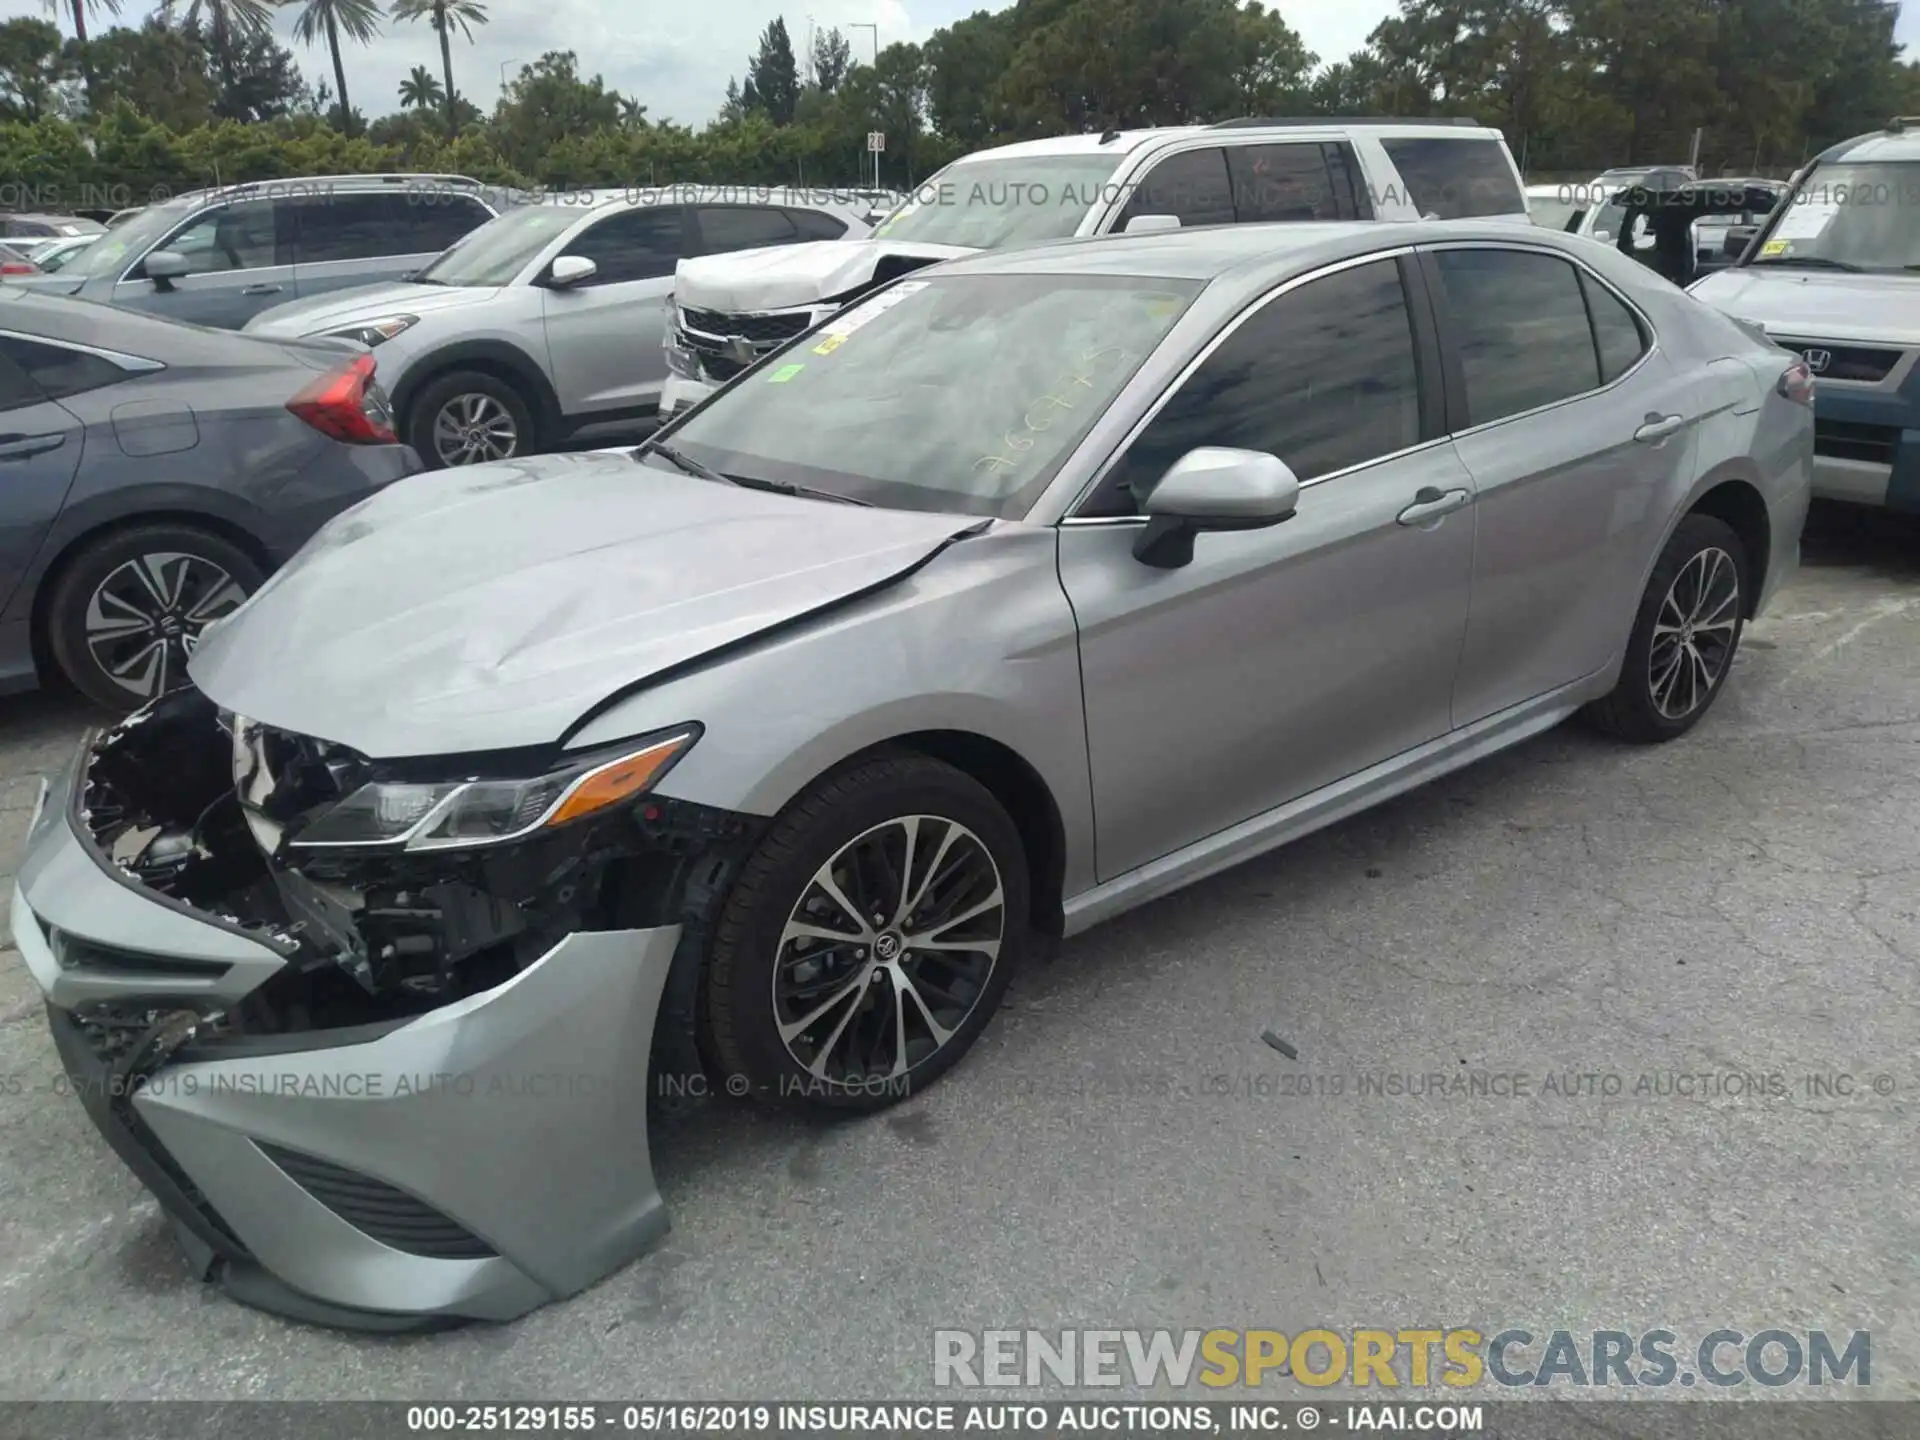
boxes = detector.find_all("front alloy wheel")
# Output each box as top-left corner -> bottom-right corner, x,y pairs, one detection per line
703,754 -> 1030,1111
774,814 -> 1005,1084
432,392 -> 520,466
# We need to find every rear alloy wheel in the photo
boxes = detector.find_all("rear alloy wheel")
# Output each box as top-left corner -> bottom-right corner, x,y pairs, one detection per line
1584,513 -> 1748,743
406,370 -> 534,469
45,524 -> 262,711
703,754 -> 1030,1112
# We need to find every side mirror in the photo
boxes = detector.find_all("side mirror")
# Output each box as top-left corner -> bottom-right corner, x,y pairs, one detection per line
143,249 -> 187,290
1133,447 -> 1300,569
546,254 -> 597,288
1122,214 -> 1181,235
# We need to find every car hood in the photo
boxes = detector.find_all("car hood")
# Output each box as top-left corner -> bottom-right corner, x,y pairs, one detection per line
187,452 -> 986,758
674,238 -> 977,312
244,281 -> 503,337
1689,268 -> 1920,346
4,274 -> 84,297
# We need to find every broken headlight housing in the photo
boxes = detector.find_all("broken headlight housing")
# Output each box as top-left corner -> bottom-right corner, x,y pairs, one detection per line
287,728 -> 700,853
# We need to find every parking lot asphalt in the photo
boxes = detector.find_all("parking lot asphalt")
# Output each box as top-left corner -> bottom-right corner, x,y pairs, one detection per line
0,503 -> 1916,1402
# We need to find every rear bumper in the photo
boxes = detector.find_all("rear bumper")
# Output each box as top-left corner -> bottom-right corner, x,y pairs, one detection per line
13,737 -> 678,1329
259,440 -> 424,564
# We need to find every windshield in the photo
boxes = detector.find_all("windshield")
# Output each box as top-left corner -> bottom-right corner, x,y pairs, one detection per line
666,272 -> 1202,518
55,198 -> 198,279
872,154 -> 1128,250
416,203 -> 578,286
1528,195 -> 1582,231
1746,162 -> 1920,271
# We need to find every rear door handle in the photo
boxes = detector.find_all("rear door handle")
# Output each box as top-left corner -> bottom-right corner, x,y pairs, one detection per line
0,432 -> 65,461
1634,413 -> 1687,443
1396,485 -> 1471,526
241,283 -> 283,296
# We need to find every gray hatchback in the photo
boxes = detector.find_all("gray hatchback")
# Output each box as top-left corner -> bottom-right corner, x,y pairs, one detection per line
6,174 -> 497,330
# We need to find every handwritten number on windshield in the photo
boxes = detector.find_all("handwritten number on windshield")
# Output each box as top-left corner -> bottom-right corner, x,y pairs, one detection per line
973,347 -> 1127,476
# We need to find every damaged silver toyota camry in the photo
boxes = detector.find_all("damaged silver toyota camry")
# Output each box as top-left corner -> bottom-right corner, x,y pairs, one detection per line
12,222 -> 1810,1329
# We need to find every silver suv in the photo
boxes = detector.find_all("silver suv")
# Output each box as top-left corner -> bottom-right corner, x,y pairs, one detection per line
662,116 -> 1531,414
8,174 -> 497,330
246,187 -> 873,468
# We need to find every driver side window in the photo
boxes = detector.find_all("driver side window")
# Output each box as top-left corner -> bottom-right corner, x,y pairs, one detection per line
562,205 -> 686,285
153,199 -> 281,275
1079,258 -> 1424,517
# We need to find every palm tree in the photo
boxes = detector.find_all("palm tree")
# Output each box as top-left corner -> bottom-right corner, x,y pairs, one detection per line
289,0 -> 382,136
398,62 -> 442,111
617,95 -> 647,129
158,0 -> 279,105
40,0 -> 123,108
390,0 -> 485,138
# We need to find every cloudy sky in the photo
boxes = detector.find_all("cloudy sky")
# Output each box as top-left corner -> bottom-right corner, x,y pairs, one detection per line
3,0 -> 1916,127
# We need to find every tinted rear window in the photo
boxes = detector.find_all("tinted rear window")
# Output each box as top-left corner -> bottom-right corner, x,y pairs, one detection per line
1382,137 -> 1525,219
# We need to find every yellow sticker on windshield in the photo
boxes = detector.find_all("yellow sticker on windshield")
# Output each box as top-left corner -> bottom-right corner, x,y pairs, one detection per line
767,362 -> 805,383
1142,293 -> 1184,318
812,334 -> 845,355
1759,239 -> 1789,257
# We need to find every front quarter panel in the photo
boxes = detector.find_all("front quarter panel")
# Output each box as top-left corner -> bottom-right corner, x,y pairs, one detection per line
565,524 -> 1098,900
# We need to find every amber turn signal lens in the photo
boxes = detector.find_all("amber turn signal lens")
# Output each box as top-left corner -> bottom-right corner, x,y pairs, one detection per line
543,734 -> 693,828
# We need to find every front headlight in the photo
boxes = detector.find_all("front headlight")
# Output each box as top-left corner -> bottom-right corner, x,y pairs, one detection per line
317,314 -> 420,348
289,728 -> 699,852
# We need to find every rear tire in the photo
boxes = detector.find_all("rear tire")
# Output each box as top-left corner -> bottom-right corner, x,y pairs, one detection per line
1583,513 -> 1748,743
703,754 -> 1030,1114
44,523 -> 262,711
405,369 -> 536,470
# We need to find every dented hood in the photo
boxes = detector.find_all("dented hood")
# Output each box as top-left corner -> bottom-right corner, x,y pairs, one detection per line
187,453 -> 983,759
674,238 -> 978,312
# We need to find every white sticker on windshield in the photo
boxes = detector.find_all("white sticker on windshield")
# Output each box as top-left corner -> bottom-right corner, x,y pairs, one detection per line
1771,196 -> 1839,241
820,280 -> 929,339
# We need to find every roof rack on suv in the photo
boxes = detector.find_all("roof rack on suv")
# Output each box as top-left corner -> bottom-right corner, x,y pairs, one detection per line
1885,116 -> 1920,133
1209,115 -> 1484,129
199,172 -> 484,195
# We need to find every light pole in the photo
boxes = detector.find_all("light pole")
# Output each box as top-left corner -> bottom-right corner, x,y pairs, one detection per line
499,58 -> 524,98
849,22 -> 879,191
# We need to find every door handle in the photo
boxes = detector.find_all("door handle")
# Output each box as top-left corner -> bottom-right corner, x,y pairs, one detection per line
0,432 -> 65,461
1396,485 -> 1471,526
241,283 -> 283,296
1634,413 -> 1686,443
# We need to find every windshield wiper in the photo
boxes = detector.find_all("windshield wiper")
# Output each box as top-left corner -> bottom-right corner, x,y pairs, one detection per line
637,439 -> 870,505
1748,255 -> 1863,272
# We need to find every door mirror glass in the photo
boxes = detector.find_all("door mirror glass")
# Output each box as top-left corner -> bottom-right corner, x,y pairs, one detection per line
1134,447 -> 1300,568
548,254 -> 598,287
1123,214 -> 1182,235
143,249 -> 188,281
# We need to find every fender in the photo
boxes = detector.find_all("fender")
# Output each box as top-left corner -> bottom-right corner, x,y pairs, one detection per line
390,340 -> 563,441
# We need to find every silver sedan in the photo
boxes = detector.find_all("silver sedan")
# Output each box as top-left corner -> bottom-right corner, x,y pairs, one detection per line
11,221 -> 1811,1329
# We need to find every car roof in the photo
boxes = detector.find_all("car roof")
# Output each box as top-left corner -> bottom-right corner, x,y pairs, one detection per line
1814,127 -> 1920,164
935,220 -> 1590,289
510,185 -> 871,215
954,118 -> 1507,164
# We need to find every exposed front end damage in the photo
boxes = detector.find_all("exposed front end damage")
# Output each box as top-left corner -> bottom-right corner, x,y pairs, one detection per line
12,685 -> 759,1329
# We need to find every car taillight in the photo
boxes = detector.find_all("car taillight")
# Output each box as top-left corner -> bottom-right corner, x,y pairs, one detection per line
287,353 -> 398,444
1777,357 -> 1815,406
0,262 -> 36,275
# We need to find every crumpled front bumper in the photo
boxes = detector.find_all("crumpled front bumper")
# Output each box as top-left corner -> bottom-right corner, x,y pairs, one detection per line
12,742 -> 678,1329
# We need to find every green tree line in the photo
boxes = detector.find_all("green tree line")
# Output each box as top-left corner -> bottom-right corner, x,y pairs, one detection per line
0,0 -> 1915,203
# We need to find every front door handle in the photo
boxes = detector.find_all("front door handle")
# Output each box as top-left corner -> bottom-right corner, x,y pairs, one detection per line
1396,485 -> 1471,526
0,432 -> 65,462
1634,413 -> 1686,443
241,283 -> 283,296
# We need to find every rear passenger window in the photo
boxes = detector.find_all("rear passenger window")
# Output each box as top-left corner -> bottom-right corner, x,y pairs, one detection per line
1432,248 -> 1599,425
1086,257 -> 1422,515
1226,143 -> 1369,222
1118,148 -> 1235,230
695,206 -> 800,253
290,194 -> 398,265
407,195 -> 493,254
788,208 -> 850,240
0,350 -> 45,411
1580,271 -> 1647,383
1382,138 -> 1525,219
1,336 -> 125,400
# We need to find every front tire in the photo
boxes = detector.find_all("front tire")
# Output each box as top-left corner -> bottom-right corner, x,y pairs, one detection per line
703,754 -> 1030,1113
406,369 -> 536,470
1583,513 -> 1748,743
44,523 -> 262,711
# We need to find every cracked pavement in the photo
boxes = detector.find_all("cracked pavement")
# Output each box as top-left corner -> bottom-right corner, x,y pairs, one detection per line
0,503 -> 1916,1401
